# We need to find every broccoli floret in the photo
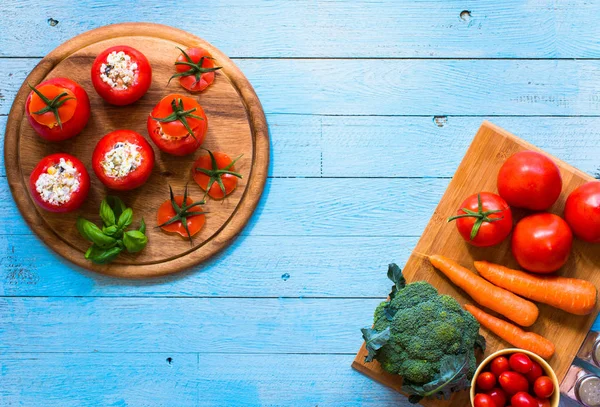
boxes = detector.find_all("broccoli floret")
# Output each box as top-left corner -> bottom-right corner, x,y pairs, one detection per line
362,264 -> 485,403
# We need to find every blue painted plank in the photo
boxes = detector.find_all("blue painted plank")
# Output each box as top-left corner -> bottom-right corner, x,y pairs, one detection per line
0,353 -> 413,407
2,0 -> 600,59
0,234 -> 417,298
0,297 -> 381,353
0,353 -> 199,406
0,176 -> 449,235
6,58 -> 600,116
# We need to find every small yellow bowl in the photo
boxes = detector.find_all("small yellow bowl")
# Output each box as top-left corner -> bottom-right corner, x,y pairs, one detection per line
470,348 -> 559,407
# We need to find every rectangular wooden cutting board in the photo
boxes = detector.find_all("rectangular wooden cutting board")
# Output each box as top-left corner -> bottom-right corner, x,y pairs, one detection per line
352,121 -> 600,406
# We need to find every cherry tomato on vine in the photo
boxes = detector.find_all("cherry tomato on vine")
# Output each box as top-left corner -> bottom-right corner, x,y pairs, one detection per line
91,45 -> 152,106
26,77 -> 90,141
191,150 -> 242,200
497,151 -> 562,211
157,184 -> 206,242
92,130 -> 155,191
169,47 -> 222,92
147,94 -> 207,156
448,192 -> 512,247
564,181 -> 600,243
29,153 -> 90,213
512,213 -> 573,273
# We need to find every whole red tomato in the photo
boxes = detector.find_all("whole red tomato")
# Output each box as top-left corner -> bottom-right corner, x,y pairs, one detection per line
191,150 -> 242,200
564,181 -> 600,243
477,371 -> 497,391
486,388 -> 507,407
526,361 -> 543,383
498,371 -> 529,395
535,397 -> 551,407
448,192 -> 513,247
91,45 -> 152,106
511,391 -> 537,407
147,94 -> 208,156
509,353 -> 533,374
29,153 -> 90,212
497,151 -> 562,211
490,356 -> 510,377
170,47 -> 222,92
92,130 -> 155,191
474,394 -> 497,407
25,77 -> 90,142
533,376 -> 554,399
512,213 -> 573,273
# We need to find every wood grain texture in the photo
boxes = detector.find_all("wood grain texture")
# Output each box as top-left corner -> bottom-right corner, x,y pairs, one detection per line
7,59 -> 600,116
4,23 -> 269,277
3,1 -> 600,59
352,122 -> 599,406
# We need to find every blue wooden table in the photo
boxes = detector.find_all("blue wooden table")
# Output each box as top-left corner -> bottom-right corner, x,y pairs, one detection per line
2,1 -> 600,406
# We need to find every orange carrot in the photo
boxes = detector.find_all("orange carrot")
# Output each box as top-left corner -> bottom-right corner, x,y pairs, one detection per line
429,254 -> 538,327
465,304 -> 555,359
474,260 -> 597,316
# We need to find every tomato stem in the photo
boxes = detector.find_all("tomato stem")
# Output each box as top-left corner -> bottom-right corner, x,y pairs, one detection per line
195,149 -> 243,200
157,184 -> 207,245
168,47 -> 222,86
28,83 -> 75,130
151,98 -> 204,141
447,193 -> 504,241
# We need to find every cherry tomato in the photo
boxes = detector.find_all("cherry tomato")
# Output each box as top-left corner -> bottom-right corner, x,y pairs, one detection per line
474,394 -> 497,407
512,213 -> 573,273
497,151 -> 562,211
29,153 -> 90,213
147,94 -> 208,156
477,371 -> 498,391
491,356 -> 511,377
498,371 -> 529,396
509,353 -> 533,374
92,130 -> 155,191
533,376 -> 554,399
510,391 -> 537,407
171,47 -> 221,92
91,45 -> 152,106
535,397 -> 551,407
26,77 -> 90,142
486,388 -> 507,407
191,151 -> 242,200
157,195 -> 206,239
448,192 -> 513,247
526,361 -> 543,383
564,181 -> 600,243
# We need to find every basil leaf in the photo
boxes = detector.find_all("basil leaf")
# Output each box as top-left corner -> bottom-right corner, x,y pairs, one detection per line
85,245 -> 122,264
123,230 -> 148,253
102,225 -> 118,236
76,217 -> 117,249
99,199 -> 116,226
138,218 -> 146,234
117,208 -> 133,229
106,196 -> 126,219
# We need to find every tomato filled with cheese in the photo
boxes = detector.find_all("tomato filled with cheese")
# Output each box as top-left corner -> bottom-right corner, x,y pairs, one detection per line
92,130 -> 155,191
29,153 -> 90,212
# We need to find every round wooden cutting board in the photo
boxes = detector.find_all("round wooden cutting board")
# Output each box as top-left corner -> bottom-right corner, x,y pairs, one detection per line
4,23 -> 269,278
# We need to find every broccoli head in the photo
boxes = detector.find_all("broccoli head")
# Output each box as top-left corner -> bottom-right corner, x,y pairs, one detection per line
361,264 -> 485,403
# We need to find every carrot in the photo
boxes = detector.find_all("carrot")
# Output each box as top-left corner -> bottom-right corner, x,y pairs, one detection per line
429,254 -> 538,327
474,260 -> 597,316
464,304 -> 555,359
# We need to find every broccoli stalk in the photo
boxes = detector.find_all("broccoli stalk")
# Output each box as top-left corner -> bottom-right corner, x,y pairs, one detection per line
361,264 -> 485,403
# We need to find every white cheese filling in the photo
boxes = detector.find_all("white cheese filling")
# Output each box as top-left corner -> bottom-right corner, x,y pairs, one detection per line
101,141 -> 143,178
99,51 -> 138,90
35,158 -> 80,205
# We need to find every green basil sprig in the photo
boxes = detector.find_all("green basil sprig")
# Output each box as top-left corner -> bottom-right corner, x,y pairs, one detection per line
77,196 -> 148,264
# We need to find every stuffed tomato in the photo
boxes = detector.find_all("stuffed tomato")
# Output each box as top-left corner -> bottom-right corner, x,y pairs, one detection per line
92,130 -> 155,191
26,77 -> 90,142
91,45 -> 152,106
29,153 -> 90,212
147,94 -> 207,156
